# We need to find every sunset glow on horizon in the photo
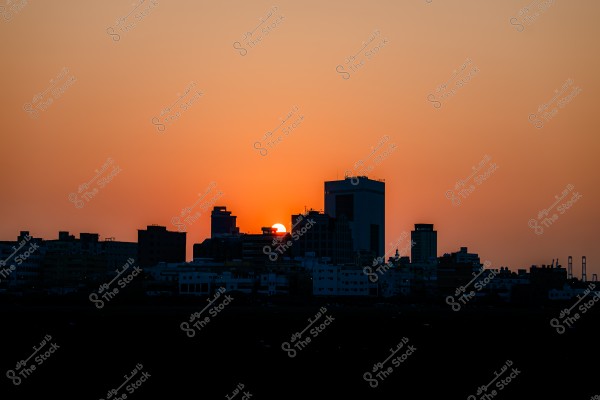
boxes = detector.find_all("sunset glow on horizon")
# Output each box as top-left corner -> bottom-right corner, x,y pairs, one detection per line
272,223 -> 287,233
1,0 -> 599,274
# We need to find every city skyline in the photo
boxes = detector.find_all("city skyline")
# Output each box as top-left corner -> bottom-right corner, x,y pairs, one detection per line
0,178 -> 590,273
2,1 -> 599,398
2,1 -> 598,278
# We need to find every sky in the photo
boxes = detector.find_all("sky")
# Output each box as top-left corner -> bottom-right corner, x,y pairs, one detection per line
1,0 -> 599,274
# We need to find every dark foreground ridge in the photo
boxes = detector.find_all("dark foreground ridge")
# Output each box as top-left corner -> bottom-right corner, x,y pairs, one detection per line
1,298 -> 598,399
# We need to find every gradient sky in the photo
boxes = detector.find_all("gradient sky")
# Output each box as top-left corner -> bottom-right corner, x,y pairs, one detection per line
1,0 -> 599,274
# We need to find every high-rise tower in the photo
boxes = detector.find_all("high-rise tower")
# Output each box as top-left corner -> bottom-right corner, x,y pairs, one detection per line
324,176 -> 385,257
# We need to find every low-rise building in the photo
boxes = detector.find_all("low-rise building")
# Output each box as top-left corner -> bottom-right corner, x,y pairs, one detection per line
313,264 -> 377,296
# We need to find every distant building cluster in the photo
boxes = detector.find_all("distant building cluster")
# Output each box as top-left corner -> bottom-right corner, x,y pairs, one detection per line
0,177 -> 594,304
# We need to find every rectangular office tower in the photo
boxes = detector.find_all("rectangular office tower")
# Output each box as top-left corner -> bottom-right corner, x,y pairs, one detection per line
324,176 -> 385,258
411,224 -> 437,264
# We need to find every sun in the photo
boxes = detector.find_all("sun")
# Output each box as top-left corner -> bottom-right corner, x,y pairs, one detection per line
272,223 -> 287,233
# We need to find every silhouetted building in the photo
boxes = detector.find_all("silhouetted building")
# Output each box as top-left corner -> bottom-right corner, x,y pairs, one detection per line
379,263 -> 412,298
101,237 -> 138,270
138,225 -> 186,268
194,206 -> 242,261
450,247 -> 481,266
194,236 -> 242,262
528,263 -> 567,300
324,176 -> 385,259
211,206 -> 240,237
291,210 -> 354,265
507,263 -> 568,304
0,230 -> 138,294
242,227 -> 290,263
194,226 -> 291,264
179,270 -> 255,295
0,231 -> 44,291
437,247 -> 482,296
411,224 -> 437,264
41,231 -> 106,294
486,267 -> 529,302
313,264 -> 377,296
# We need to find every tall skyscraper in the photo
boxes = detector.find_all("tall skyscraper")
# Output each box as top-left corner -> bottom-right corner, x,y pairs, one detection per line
211,206 -> 240,237
411,223 -> 437,264
324,176 -> 385,258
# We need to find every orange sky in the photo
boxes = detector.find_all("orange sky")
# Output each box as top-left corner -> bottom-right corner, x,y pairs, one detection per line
1,0 -> 599,274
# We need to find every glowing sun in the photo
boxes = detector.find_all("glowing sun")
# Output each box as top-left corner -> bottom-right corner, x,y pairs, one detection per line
272,223 -> 287,233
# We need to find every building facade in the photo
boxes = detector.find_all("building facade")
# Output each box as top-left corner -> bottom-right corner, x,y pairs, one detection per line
324,177 -> 385,259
